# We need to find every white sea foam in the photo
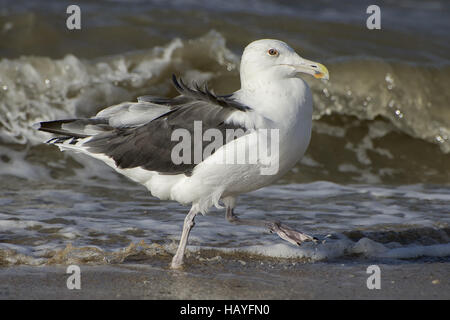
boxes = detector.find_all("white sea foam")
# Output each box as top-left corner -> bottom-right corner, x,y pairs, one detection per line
0,181 -> 448,266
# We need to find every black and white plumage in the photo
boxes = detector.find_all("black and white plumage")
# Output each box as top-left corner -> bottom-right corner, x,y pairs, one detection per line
35,39 -> 329,268
43,76 -> 250,175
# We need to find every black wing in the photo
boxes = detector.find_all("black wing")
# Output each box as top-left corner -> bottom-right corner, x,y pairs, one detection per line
85,75 -> 252,175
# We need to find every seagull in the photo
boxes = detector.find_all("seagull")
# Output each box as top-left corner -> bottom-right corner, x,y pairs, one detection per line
35,39 -> 329,269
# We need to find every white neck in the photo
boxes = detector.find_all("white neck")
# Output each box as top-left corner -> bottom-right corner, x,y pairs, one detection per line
235,77 -> 313,129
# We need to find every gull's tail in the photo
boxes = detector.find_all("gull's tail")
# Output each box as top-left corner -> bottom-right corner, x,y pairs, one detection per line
33,118 -> 113,147
35,118 -> 110,137
34,98 -> 172,148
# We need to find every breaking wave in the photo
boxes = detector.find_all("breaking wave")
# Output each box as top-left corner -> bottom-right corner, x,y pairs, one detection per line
0,31 -> 448,184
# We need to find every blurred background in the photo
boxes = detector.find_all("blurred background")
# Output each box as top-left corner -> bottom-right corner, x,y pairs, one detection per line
1,0 -> 449,183
0,0 -> 449,266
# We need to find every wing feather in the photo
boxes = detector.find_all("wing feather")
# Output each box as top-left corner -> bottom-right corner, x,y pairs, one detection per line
38,75 -> 253,175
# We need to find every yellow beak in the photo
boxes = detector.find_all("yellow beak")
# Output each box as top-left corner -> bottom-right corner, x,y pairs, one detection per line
293,58 -> 329,80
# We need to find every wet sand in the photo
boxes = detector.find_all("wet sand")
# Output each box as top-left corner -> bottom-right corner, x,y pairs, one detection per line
1,256 -> 448,300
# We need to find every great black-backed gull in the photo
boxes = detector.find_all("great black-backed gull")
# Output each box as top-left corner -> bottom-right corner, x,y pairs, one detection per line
35,39 -> 329,268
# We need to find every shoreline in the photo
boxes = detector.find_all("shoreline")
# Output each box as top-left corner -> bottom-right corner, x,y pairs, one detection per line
1,256 -> 448,299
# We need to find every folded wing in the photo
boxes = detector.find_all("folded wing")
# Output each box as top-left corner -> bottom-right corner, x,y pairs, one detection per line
36,75 -> 253,175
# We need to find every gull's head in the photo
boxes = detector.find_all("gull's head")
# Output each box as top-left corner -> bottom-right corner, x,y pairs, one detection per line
240,39 -> 329,89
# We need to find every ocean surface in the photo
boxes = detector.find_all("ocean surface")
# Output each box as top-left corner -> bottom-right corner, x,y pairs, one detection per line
0,0 -> 449,267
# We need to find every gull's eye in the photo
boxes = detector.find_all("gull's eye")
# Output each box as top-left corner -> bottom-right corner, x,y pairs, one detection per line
267,48 -> 279,56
